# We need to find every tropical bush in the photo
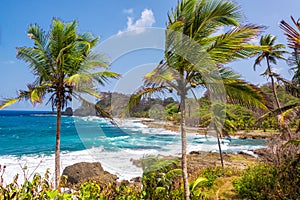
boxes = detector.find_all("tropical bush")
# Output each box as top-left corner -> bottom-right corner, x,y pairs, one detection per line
234,141 -> 300,200
0,169 -> 72,199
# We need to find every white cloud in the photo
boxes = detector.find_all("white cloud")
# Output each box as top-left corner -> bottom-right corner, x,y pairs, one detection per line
118,9 -> 155,35
123,8 -> 133,14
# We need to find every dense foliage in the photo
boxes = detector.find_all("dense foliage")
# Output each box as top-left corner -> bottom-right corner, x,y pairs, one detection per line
234,156 -> 300,199
90,83 -> 299,132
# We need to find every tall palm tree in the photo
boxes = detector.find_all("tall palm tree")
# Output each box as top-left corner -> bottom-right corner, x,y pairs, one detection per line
131,0 -> 266,199
280,16 -> 300,96
263,16 -> 300,135
253,34 -> 291,139
0,19 -> 120,188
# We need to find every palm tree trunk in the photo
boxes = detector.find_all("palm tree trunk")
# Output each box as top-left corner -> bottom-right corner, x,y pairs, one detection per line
55,104 -> 61,189
267,57 -> 291,140
215,124 -> 224,167
180,92 -> 190,200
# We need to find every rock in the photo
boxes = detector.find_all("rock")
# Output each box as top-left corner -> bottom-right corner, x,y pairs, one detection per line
63,107 -> 73,116
62,162 -> 118,188
130,176 -> 142,183
237,151 -> 250,156
189,151 -> 201,155
239,136 -> 248,139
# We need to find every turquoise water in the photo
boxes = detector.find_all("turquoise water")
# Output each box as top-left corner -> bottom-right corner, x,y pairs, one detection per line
0,110 -> 266,181
0,110 -> 84,156
0,110 -> 266,156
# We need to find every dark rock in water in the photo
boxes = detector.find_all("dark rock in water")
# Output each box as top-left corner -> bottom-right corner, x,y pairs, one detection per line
62,162 -> 117,189
189,151 -> 201,155
62,107 -> 73,116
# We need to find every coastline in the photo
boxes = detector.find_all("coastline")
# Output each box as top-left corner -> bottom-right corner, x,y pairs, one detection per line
138,118 -> 280,139
1,116 -> 267,186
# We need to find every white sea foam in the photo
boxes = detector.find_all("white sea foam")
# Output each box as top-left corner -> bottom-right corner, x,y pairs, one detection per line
1,148 -> 143,185
1,119 -> 266,186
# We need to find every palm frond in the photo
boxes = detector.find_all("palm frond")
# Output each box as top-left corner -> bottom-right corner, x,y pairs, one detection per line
0,98 -> 21,109
75,87 -> 101,99
207,24 -> 262,64
27,84 -> 49,104
272,73 -> 300,98
80,53 -> 110,71
280,16 -> 300,49
17,47 -> 53,83
144,62 -> 180,90
65,74 -> 92,90
27,24 -> 48,50
91,71 -> 120,86
219,68 -> 269,110
259,102 -> 300,121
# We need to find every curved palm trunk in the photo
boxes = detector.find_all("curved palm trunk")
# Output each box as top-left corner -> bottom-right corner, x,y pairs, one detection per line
178,72 -> 190,200
180,93 -> 190,200
55,104 -> 61,189
267,57 -> 291,140
215,124 -> 224,167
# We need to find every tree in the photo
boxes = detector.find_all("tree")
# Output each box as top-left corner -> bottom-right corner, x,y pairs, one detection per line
131,0 -> 266,199
0,19 -> 120,188
280,16 -> 300,90
279,16 -> 300,132
254,34 -> 287,109
253,34 -> 291,139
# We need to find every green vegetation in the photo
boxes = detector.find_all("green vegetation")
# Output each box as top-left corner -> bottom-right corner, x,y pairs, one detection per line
1,140 -> 299,199
0,19 -> 120,188
131,0 -> 266,196
234,149 -> 300,199
1,0 -> 300,199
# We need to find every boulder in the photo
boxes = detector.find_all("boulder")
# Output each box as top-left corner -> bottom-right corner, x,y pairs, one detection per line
62,107 -> 73,116
62,162 -> 117,188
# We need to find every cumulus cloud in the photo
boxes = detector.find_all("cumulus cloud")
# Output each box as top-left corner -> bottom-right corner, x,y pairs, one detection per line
118,9 -> 155,35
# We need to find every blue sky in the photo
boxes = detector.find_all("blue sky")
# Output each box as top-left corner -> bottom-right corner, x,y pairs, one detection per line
0,0 -> 300,110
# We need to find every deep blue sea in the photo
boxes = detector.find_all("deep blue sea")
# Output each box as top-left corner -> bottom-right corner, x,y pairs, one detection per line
0,110 -> 266,182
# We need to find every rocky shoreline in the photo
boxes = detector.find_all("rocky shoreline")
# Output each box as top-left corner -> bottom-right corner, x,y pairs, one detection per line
62,118 -> 271,189
62,150 -> 262,189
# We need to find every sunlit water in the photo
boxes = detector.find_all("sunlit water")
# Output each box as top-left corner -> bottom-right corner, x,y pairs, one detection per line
0,110 -> 265,184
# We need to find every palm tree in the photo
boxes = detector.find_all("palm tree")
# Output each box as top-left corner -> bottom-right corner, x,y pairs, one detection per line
254,34 -> 287,108
280,16 -> 300,95
131,0 -> 266,199
0,19 -> 120,188
261,16 -> 300,135
253,34 -> 291,139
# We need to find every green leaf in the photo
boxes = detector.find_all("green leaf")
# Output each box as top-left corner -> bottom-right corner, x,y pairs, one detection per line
0,98 -> 20,109
190,177 -> 208,192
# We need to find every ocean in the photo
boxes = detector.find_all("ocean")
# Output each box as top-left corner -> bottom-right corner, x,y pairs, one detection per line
0,110 -> 266,184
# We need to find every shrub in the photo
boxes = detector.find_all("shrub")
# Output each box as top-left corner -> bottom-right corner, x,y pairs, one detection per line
234,140 -> 300,200
233,164 -> 276,199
